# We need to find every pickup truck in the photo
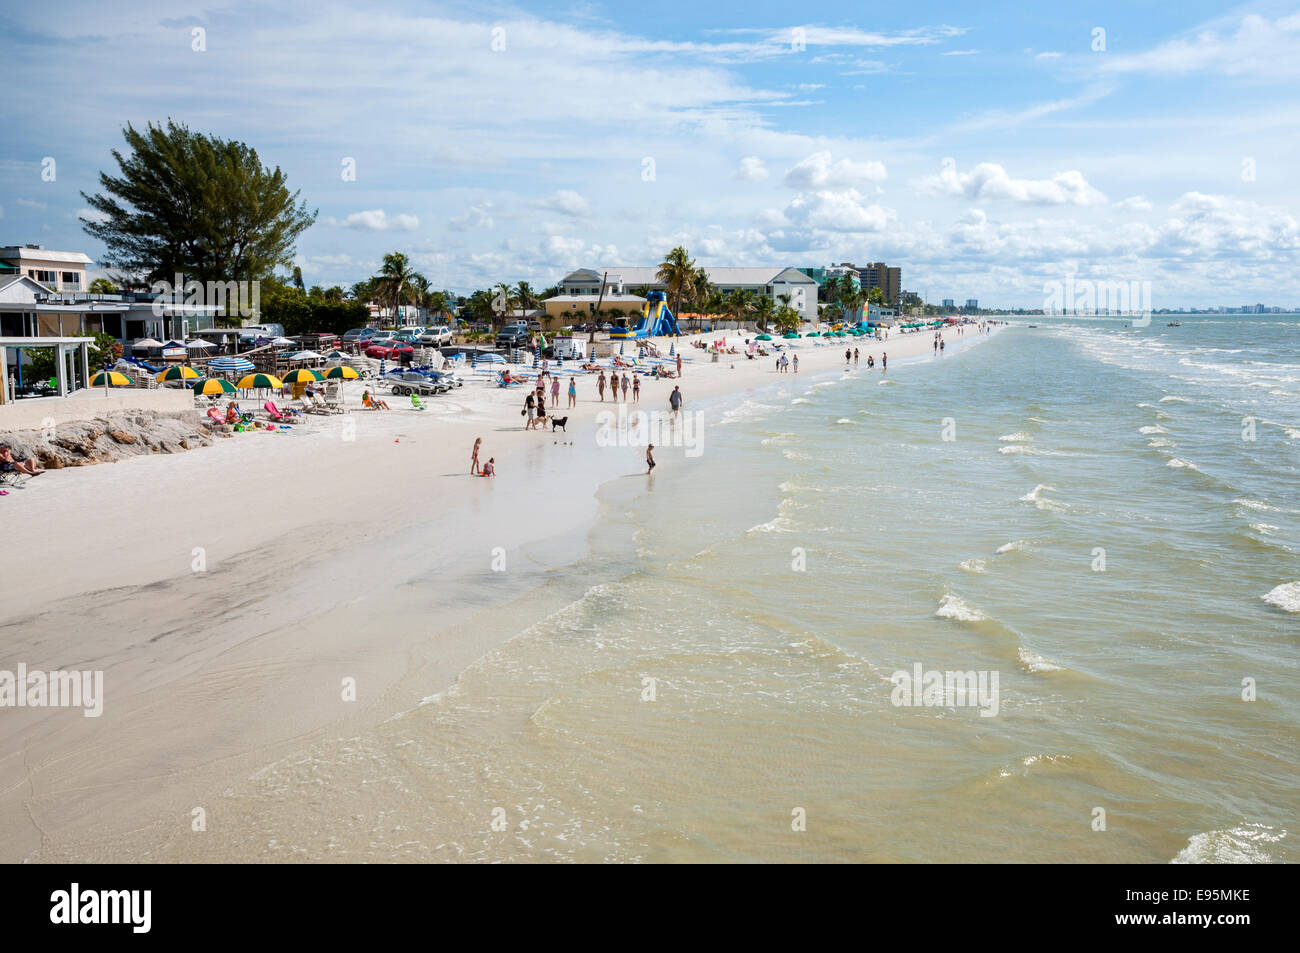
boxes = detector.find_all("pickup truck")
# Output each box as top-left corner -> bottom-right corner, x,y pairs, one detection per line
494,326 -> 529,349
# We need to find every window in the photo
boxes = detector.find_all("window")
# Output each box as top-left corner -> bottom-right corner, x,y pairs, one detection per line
61,272 -> 81,286
30,269 -> 56,283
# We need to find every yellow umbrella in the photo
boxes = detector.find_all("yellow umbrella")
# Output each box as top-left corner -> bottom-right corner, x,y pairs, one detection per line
323,365 -> 359,380
157,365 -> 200,382
235,373 -> 284,389
90,370 -> 134,387
281,368 -> 324,384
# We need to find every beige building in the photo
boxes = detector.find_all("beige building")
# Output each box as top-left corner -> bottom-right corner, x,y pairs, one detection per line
859,262 -> 901,305
1,244 -> 93,293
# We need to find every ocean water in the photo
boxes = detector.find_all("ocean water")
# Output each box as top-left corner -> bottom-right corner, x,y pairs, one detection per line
163,317 -> 1299,863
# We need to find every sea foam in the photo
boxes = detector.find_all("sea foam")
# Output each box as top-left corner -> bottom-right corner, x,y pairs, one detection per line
1262,582 -> 1300,613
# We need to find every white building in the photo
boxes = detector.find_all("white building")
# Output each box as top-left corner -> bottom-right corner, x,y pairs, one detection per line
559,266 -> 819,322
1,244 -> 93,293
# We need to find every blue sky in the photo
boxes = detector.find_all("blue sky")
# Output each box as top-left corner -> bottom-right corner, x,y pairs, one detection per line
2,0 -> 1299,306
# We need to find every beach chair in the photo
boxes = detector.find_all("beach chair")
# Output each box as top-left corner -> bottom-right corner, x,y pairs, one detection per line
324,381 -> 348,413
411,393 -> 426,411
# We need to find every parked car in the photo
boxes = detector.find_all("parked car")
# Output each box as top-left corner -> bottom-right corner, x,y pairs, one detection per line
599,322 -> 613,332
342,328 -> 375,344
495,326 -> 530,349
365,341 -> 415,360
387,370 -> 450,396
418,325 -> 452,346
527,319 -> 542,331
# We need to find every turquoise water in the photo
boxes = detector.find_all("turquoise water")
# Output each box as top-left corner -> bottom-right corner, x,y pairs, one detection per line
167,318 -> 1299,862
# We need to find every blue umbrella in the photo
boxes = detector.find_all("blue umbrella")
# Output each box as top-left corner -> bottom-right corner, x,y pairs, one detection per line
669,342 -> 675,357
532,350 -> 539,369
207,356 -> 255,375
619,341 -> 625,355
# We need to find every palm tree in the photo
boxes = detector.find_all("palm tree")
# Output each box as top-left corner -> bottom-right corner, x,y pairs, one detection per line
688,268 -> 712,315
374,252 -> 424,325
753,295 -> 775,334
726,288 -> 755,328
427,291 -> 451,322
656,246 -> 696,323
491,282 -> 517,329
409,274 -> 432,320
515,281 -> 538,313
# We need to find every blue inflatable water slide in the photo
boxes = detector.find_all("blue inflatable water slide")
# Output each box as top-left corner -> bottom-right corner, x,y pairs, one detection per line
609,290 -> 680,339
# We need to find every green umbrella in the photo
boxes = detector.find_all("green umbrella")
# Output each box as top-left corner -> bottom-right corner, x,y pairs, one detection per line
193,377 -> 238,395
157,365 -> 200,382
90,370 -> 134,387
235,373 -> 284,390
756,334 -> 773,341
323,365 -> 360,380
282,368 -> 325,384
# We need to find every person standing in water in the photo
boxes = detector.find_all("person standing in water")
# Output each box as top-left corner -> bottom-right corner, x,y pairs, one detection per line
882,351 -> 887,370
853,347 -> 859,366
845,348 -> 851,365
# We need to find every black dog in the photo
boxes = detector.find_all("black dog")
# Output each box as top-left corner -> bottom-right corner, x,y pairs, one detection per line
550,416 -> 569,432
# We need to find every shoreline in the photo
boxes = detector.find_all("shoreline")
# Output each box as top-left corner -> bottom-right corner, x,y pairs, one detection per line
0,323 -> 1002,862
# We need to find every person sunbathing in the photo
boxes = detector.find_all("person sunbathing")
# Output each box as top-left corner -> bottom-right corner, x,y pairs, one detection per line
0,443 -> 41,476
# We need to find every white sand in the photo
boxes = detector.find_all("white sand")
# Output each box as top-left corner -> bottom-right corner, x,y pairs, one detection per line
0,324 -> 984,861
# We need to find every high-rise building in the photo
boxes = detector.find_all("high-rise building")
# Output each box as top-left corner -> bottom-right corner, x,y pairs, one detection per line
858,262 -> 901,304
941,298 -> 955,308
965,298 -> 979,310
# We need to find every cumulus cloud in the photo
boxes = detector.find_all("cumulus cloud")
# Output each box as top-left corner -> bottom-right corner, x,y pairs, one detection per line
782,189 -> 894,232
1114,196 -> 1154,212
16,198 -> 46,210
785,151 -> 887,190
327,209 -> 419,231
535,190 -> 590,217
734,156 -> 769,182
449,202 -> 494,231
918,160 -> 1107,205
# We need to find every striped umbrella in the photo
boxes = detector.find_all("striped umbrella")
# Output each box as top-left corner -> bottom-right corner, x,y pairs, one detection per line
532,350 -> 539,369
235,373 -> 284,390
619,340 -> 625,355
157,365 -> 200,382
323,365 -> 359,380
207,356 -> 255,374
90,370 -> 134,387
192,377 -> 237,395
282,368 -> 324,384
669,342 -> 675,356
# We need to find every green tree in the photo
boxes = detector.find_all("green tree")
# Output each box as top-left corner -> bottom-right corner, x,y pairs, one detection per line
726,288 -> 755,326
88,278 -> 119,294
491,282 -> 517,329
373,252 -> 424,325
752,295 -> 775,333
656,246 -> 696,322
80,120 -> 316,296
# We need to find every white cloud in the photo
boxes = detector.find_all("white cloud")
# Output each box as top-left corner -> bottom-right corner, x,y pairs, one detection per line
943,50 -> 981,56
1034,51 -> 1062,61
76,208 -> 111,225
782,189 -> 894,232
785,151 -> 887,190
1100,13 -> 1300,78
16,198 -> 46,210
1114,196 -> 1154,212
918,160 -> 1107,205
449,202 -> 495,231
734,156 -> 769,182
535,190 -> 590,217
327,209 -> 419,231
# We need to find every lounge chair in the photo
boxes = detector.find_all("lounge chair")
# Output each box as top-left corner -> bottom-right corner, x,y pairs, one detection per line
263,400 -> 299,422
411,394 -> 426,411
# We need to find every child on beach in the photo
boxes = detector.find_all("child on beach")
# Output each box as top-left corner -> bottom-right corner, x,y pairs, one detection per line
568,377 -> 577,407
481,457 -> 495,477
551,376 -> 560,404
793,354 -> 798,373
646,443 -> 655,474
471,437 -> 482,475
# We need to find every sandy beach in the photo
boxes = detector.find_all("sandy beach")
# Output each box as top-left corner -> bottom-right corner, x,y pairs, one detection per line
0,326 -> 974,862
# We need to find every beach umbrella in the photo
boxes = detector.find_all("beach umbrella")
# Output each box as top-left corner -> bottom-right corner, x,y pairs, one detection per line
236,373 -> 284,390
131,338 -> 163,349
192,377 -> 237,396
269,336 -> 296,346
783,332 -> 799,339
157,365 -> 200,382
619,340 -> 625,355
756,334 -> 773,341
207,356 -> 255,375
90,370 -> 134,387
669,341 -> 675,356
287,350 -> 322,362
533,350 -> 539,368
282,368 -> 325,384
323,365 -> 360,380
185,339 -> 215,350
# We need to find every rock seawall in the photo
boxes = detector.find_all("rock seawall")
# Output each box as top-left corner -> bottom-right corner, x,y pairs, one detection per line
0,409 -> 215,468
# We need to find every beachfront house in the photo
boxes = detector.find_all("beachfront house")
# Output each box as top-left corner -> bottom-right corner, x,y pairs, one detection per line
0,275 -> 220,343
557,266 -> 819,323
0,244 -> 92,294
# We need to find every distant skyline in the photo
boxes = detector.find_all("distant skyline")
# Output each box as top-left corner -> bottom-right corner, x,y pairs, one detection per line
3,1 -> 1300,307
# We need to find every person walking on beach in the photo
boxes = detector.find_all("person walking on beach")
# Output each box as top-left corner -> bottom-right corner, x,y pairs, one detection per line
940,338 -> 945,353
867,354 -> 874,369
793,354 -> 799,373
676,352 -> 683,377
632,376 -> 640,403
471,437 -> 482,475
646,443 -> 656,474
853,347 -> 859,366
845,348 -> 851,365
568,376 -> 577,408
551,374 -> 560,405
621,373 -> 630,400
597,371 -> 606,401
882,352 -> 887,371
669,385 -> 683,416
524,390 -> 536,429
